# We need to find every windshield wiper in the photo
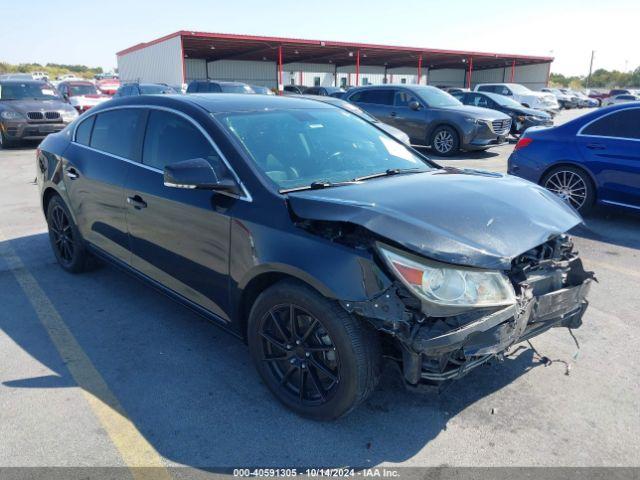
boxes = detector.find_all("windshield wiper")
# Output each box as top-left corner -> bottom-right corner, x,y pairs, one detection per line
354,167 -> 425,182
280,179 -> 357,193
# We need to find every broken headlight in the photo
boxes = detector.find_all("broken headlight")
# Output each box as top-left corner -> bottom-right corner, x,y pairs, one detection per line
379,245 -> 516,309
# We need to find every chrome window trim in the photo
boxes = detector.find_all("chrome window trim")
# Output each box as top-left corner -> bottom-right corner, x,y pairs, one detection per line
600,199 -> 640,211
576,106 -> 640,142
71,104 -> 253,202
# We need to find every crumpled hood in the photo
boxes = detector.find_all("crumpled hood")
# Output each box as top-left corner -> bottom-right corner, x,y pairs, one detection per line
287,168 -> 583,270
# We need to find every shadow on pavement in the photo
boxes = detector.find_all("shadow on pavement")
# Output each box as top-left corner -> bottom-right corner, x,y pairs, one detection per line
0,232 -> 543,469
571,208 -> 640,251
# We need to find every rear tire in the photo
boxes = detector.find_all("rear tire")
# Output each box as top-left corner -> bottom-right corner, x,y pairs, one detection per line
248,280 -> 381,420
46,195 -> 98,273
541,166 -> 595,213
430,125 -> 460,156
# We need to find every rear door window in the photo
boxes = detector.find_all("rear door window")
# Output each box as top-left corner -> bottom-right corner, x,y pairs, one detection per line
351,90 -> 394,105
142,110 -> 221,170
90,109 -> 147,160
582,108 -> 640,139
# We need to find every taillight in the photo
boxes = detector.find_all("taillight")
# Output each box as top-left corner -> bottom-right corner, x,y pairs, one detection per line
514,137 -> 533,150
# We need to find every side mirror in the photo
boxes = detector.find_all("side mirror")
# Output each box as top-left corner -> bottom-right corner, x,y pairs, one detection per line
164,158 -> 241,195
408,100 -> 421,111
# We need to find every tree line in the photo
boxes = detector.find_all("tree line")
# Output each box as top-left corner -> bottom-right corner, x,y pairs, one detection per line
0,62 -> 106,80
551,66 -> 640,89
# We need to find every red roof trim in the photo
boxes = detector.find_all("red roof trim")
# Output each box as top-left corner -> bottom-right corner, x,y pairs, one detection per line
117,30 -> 554,63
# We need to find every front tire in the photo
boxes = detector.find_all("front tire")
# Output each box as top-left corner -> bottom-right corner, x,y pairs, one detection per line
248,280 -> 381,420
430,125 -> 460,156
0,130 -> 16,149
541,166 -> 595,213
46,195 -> 97,273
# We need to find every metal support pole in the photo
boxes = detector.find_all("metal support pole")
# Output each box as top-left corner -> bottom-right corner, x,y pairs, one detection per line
467,57 -> 473,89
356,50 -> 360,86
586,50 -> 595,88
278,46 -> 283,95
510,59 -> 515,83
417,55 -> 422,84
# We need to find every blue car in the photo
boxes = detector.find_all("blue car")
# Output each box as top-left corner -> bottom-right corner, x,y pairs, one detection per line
508,103 -> 640,213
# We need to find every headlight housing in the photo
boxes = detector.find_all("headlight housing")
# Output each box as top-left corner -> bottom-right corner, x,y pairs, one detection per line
60,109 -> 79,122
379,245 -> 516,312
0,110 -> 25,120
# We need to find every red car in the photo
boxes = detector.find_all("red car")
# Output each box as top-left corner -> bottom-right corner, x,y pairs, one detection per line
96,78 -> 121,96
57,81 -> 110,113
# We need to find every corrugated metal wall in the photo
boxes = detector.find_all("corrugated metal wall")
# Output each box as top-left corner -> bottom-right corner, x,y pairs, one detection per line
387,67 -> 427,85
283,63 -> 335,87
117,36 -> 183,86
336,65 -> 385,87
185,58 -> 207,81
207,60 -> 277,87
512,63 -> 550,90
427,69 -> 466,87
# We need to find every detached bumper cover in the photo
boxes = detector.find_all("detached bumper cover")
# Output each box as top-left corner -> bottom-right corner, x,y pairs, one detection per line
414,280 -> 590,359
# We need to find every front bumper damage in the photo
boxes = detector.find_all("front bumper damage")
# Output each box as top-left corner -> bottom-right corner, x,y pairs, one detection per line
342,238 -> 594,386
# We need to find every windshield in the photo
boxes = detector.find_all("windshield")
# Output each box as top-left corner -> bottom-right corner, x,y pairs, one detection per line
220,84 -> 254,94
69,84 -> 98,96
508,84 -> 532,94
338,101 -> 378,122
139,85 -> 176,94
0,82 -> 60,100
410,86 -> 462,108
216,108 -> 431,190
483,92 -> 526,108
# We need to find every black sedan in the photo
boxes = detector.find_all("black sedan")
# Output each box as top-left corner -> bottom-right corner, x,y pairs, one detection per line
36,94 -> 592,419
451,90 -> 553,135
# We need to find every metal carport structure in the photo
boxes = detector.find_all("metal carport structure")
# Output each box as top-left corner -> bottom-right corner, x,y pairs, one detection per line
117,31 -> 553,91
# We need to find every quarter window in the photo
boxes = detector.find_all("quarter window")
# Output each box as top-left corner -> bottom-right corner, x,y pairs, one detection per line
142,110 -> 220,170
75,116 -> 95,146
582,109 -> 640,139
90,109 -> 146,160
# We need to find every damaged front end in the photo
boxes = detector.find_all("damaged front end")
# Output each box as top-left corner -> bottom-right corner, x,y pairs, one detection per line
342,235 -> 594,386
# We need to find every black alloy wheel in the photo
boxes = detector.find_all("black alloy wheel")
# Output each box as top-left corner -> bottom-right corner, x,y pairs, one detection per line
46,195 -> 97,273
248,280 -> 381,420
49,203 -> 75,268
260,304 -> 340,405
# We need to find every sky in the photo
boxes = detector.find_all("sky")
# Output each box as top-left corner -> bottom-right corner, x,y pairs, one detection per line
1,0 -> 639,77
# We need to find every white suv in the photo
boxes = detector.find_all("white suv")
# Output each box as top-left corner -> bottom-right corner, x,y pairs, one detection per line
475,83 -> 559,115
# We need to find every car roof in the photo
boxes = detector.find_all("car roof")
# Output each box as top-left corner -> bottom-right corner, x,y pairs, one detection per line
97,93 -> 336,113
0,79 -> 45,85
62,81 -> 94,85
193,80 -> 248,86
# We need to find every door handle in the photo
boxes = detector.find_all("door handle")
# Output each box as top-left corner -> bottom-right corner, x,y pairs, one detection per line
65,168 -> 79,179
127,195 -> 147,209
390,111 -> 397,117
586,143 -> 606,150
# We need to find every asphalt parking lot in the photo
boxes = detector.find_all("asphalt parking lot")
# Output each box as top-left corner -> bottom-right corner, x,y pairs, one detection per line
1,108 -> 639,474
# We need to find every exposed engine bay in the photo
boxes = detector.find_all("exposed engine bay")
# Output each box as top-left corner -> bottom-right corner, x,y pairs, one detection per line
342,234 -> 594,385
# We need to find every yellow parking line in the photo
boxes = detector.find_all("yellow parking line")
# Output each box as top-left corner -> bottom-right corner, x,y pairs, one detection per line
0,230 -> 172,480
